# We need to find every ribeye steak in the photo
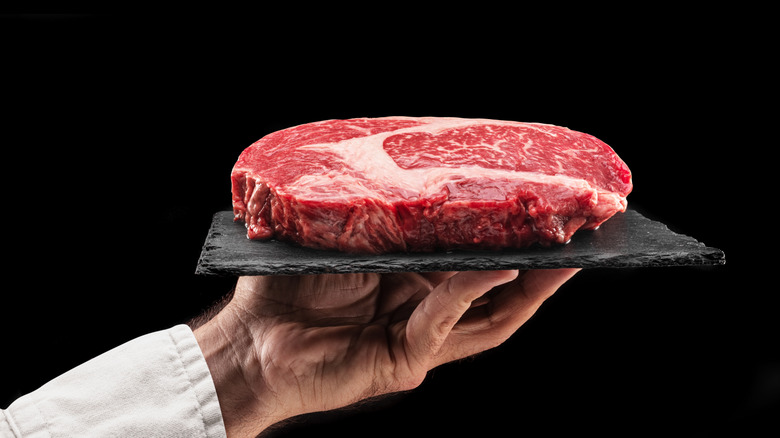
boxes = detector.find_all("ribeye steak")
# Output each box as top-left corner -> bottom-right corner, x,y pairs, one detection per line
231,117 -> 632,253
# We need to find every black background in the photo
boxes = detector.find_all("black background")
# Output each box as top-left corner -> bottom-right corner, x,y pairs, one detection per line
2,11 -> 776,437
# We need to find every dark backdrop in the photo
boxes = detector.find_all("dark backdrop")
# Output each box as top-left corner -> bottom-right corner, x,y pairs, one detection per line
2,12 -> 775,437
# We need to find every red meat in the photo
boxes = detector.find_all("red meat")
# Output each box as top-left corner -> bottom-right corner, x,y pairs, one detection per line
231,117 -> 632,253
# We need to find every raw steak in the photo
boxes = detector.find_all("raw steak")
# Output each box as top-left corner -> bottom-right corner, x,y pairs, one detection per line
231,117 -> 632,254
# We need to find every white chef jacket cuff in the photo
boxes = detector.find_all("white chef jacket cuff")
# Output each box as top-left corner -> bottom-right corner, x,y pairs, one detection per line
1,324 -> 226,437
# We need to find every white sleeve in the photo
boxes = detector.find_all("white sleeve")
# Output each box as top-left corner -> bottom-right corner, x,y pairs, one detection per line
1,324 -> 226,438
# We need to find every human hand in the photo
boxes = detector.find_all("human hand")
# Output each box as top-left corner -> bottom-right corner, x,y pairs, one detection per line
193,268 -> 579,437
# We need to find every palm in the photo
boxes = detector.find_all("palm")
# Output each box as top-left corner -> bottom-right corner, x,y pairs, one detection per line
226,268 -> 579,421
235,273 -> 440,413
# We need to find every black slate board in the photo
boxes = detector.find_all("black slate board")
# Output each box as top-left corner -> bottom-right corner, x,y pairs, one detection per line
195,209 -> 725,276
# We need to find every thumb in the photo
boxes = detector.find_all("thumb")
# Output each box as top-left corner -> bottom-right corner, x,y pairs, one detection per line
405,270 -> 519,367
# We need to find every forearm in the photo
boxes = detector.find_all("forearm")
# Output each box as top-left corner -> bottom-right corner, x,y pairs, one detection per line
193,305 -> 286,438
2,326 -> 225,437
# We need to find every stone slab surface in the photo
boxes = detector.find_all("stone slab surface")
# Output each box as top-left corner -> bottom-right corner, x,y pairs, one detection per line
196,209 -> 726,276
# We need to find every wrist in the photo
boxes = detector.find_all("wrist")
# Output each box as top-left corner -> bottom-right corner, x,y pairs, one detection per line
193,306 -> 285,437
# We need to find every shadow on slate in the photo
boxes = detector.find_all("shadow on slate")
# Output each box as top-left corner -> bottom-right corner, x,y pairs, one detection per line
195,209 -> 725,276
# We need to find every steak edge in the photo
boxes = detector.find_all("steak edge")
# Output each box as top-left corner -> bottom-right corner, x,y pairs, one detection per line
231,117 -> 632,254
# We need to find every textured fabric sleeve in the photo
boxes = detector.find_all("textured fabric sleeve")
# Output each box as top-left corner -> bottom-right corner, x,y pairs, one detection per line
1,325 -> 226,438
